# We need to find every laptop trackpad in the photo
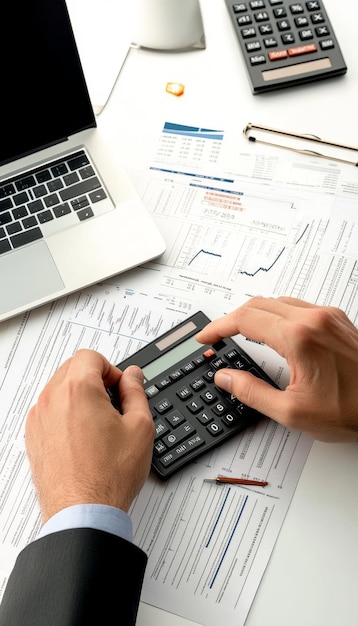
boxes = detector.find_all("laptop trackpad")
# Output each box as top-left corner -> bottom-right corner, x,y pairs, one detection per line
0,241 -> 65,315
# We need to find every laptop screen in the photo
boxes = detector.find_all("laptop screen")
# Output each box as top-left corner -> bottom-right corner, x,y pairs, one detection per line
1,0 -> 96,167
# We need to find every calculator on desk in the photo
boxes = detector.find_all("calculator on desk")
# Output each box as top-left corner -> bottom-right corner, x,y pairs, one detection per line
225,0 -> 347,93
111,311 -> 277,479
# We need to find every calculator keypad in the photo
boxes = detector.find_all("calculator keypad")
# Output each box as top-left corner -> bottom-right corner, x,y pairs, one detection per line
148,342 -> 269,478
225,0 -> 347,92
111,311 -> 277,480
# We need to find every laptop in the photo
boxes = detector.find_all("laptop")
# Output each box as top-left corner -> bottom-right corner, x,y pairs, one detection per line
0,0 -> 166,322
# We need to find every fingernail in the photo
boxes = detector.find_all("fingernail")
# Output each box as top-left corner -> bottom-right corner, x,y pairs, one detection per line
128,365 -> 144,382
215,371 -> 232,393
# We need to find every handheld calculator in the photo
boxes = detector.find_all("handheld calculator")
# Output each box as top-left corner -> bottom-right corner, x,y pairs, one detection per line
225,0 -> 347,93
111,311 -> 277,479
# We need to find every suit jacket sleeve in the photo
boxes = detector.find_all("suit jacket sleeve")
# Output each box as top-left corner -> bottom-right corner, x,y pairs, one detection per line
0,528 -> 147,625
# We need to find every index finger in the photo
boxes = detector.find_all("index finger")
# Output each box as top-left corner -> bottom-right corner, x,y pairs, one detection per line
195,297 -> 312,355
46,349 -> 122,394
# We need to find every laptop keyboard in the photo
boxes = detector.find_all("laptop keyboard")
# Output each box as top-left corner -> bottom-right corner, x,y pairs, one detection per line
0,149 -> 109,255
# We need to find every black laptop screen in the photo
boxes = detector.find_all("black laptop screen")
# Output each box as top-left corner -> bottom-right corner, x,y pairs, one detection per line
1,0 -> 96,167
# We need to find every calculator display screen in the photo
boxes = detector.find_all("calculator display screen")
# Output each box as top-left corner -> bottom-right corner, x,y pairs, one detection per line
142,335 -> 201,382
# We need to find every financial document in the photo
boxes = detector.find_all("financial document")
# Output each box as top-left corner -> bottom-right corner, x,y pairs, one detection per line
1,121 -> 358,625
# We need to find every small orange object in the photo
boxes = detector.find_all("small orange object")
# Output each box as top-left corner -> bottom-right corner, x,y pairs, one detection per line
166,82 -> 185,96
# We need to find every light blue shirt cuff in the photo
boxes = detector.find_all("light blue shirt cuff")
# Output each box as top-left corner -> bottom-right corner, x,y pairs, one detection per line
37,504 -> 133,542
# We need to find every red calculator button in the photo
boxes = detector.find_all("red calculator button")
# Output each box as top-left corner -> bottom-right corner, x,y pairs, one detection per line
269,49 -> 288,61
288,43 -> 317,56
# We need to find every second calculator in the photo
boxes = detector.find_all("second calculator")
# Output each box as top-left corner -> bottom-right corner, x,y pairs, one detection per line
225,0 -> 347,93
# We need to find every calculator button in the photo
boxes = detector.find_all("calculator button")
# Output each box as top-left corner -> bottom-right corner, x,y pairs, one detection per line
197,410 -> 214,425
186,398 -> 204,414
290,3 -> 304,13
162,421 -> 196,448
273,7 -> 287,17
238,14 -> 253,25
210,357 -> 227,370
154,397 -> 173,414
212,401 -> 229,416
203,368 -> 215,382
246,40 -> 262,51
259,24 -> 273,34
203,348 -> 215,360
200,389 -> 218,404
154,418 -> 171,439
281,32 -> 295,43
170,369 -> 184,381
250,0 -> 265,8
306,1 -> 320,10
299,28 -> 314,40
181,361 -> 196,375
242,27 -> 257,37
190,377 -> 205,391
153,440 -> 167,456
264,37 -> 278,47
311,12 -> 324,23
269,49 -> 288,60
222,412 -> 241,427
207,422 -> 224,436
145,384 -> 159,398
225,348 -> 240,362
159,433 -> 205,467
315,25 -> 329,36
288,43 -> 316,55
255,11 -> 270,22
165,409 -> 186,427
320,38 -> 334,50
157,377 -> 172,389
233,3 -> 248,12
193,354 -> 205,367
295,16 -> 308,27
277,19 -> 291,30
176,385 -> 192,400
234,355 -> 250,369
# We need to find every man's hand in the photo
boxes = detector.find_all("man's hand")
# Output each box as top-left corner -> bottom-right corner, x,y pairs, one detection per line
196,297 -> 358,442
25,349 -> 155,523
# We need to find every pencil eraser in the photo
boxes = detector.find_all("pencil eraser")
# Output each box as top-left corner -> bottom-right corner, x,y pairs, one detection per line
166,82 -> 185,96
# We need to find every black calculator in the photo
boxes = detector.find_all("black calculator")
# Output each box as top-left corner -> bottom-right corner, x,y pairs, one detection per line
111,311 -> 277,479
225,0 -> 347,93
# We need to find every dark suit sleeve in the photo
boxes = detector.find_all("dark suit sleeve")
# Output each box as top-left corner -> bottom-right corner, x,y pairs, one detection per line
0,528 -> 147,625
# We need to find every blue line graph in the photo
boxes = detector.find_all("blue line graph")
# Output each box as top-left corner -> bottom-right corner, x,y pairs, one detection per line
187,223 -> 309,277
238,247 -> 285,277
188,249 -> 222,266
209,495 -> 249,589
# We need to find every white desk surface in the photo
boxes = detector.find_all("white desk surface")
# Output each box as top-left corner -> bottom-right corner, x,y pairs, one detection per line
71,1 -> 358,624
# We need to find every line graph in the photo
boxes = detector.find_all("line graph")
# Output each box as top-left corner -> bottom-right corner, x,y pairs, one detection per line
188,249 -> 222,265
183,223 -> 310,284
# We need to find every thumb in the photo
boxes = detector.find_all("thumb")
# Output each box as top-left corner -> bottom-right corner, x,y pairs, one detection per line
119,365 -> 153,419
214,368 -> 282,421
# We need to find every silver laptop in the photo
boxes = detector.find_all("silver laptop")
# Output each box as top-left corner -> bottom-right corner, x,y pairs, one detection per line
0,0 -> 165,322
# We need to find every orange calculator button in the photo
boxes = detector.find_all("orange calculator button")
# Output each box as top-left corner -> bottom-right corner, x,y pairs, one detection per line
269,49 -> 288,61
288,43 -> 317,57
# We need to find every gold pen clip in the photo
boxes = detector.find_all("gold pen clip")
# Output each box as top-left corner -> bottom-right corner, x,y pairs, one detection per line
243,122 -> 358,167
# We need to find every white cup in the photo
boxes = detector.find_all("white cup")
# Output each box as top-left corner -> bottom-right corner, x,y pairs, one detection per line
131,0 -> 205,51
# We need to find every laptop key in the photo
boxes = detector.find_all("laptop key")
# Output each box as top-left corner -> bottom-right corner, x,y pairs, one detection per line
0,239 -> 12,255
10,227 -> 43,248
59,177 -> 101,201
89,188 -> 107,203
0,212 -> 13,226
15,175 -> 36,191
77,207 -> 94,221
